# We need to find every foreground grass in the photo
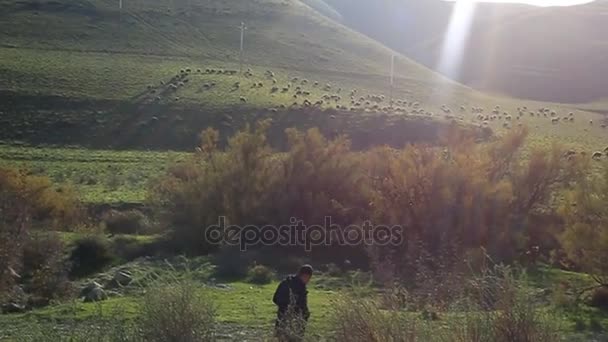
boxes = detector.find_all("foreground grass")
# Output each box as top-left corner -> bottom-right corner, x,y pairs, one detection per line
0,261 -> 606,341
0,280 -> 338,340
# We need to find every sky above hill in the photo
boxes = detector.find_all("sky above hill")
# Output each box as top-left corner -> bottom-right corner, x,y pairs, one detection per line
447,0 -> 594,6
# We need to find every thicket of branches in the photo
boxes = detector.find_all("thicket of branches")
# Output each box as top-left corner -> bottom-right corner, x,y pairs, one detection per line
559,167 -> 608,288
0,167 -> 81,303
151,121 -> 586,278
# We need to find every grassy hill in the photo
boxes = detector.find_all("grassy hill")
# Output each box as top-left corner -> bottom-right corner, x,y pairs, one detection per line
0,0 -> 445,97
0,0 -> 483,150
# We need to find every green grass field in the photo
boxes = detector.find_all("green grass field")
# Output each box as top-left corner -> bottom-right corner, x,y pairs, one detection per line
0,144 -> 187,203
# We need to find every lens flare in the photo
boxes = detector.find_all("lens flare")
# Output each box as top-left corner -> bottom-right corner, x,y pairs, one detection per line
436,0 -> 477,80
444,0 -> 595,6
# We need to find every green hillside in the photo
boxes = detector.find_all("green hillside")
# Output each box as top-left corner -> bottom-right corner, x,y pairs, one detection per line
0,0 -> 607,154
0,0 -> 486,150
0,0 -> 445,98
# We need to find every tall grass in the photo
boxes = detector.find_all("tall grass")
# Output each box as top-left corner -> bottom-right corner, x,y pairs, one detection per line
331,265 -> 561,342
16,273 -> 217,342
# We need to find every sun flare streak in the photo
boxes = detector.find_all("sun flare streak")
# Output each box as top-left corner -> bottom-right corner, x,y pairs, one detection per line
436,1 -> 477,79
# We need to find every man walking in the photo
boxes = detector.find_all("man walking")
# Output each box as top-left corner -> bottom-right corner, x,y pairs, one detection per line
272,265 -> 313,341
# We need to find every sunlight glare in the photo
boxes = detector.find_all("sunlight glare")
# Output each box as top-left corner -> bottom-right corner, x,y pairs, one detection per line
445,0 -> 595,6
436,0 -> 477,80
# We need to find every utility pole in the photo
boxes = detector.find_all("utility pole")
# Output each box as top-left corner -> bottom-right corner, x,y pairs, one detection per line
389,54 -> 395,109
118,0 -> 123,25
238,22 -> 247,74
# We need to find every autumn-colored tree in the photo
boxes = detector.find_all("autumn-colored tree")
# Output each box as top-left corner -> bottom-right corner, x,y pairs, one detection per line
366,126 -> 580,283
153,122 -> 579,273
150,120 -> 280,254
0,167 -> 80,301
559,167 -> 608,288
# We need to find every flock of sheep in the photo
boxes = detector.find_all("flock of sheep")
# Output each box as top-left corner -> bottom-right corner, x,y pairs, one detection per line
144,66 -> 607,160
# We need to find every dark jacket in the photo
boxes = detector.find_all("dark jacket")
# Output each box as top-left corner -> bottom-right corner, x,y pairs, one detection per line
272,275 -> 310,320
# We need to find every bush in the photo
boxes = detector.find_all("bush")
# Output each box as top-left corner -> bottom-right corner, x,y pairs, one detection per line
213,246 -> 253,280
589,286 -> 608,310
152,122 -> 580,271
331,297 -> 428,341
150,122 -> 278,255
247,264 -> 273,284
331,267 -> 561,342
1,166 -> 81,301
0,167 -> 82,229
111,235 -> 158,261
139,279 -> 216,342
559,165 -> 608,288
69,235 -> 114,277
103,209 -> 150,235
21,232 -> 71,305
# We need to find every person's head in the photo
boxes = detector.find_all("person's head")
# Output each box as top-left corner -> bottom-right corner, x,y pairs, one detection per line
297,264 -> 313,284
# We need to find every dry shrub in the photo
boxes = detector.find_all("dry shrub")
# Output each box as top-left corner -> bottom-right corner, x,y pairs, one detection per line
0,166 -> 80,302
367,127 -> 582,283
271,127 -> 368,229
332,297 -> 427,342
458,265 -> 561,342
332,266 -> 560,342
103,209 -> 150,235
559,166 -> 608,288
139,279 -> 216,342
151,122 -> 581,272
150,121 -> 279,254
21,232 -> 71,305
247,264 -> 273,284
0,167 -> 81,229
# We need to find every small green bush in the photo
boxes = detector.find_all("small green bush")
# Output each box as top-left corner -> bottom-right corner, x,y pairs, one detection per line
111,235 -> 154,261
247,264 -> 274,285
213,247 -> 253,280
21,232 -> 71,305
69,235 -> 114,277
103,209 -> 150,235
590,286 -> 608,311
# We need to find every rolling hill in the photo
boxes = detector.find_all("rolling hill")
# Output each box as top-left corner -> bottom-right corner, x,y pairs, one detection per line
0,0 -> 448,98
324,0 -> 608,104
0,0 -> 606,154
0,0 -> 483,149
